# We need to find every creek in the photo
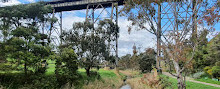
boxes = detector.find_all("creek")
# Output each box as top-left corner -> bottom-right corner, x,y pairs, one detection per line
120,76 -> 131,89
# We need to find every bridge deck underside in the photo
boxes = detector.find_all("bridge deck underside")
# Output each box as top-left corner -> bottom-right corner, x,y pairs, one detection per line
47,0 -> 124,12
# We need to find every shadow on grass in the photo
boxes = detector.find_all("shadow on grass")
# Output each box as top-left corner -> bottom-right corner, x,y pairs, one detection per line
0,69 -> 109,89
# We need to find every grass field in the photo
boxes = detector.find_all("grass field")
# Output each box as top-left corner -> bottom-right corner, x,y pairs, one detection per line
78,69 -> 122,89
45,60 -> 56,75
196,78 -> 220,85
164,75 -> 220,89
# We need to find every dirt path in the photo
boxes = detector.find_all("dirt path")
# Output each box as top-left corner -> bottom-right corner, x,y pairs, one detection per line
163,72 -> 220,88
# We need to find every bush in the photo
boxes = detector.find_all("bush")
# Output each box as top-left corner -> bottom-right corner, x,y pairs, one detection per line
203,65 -> 220,79
204,66 -> 211,72
204,66 -> 212,77
54,48 -> 79,87
139,54 -> 156,73
35,67 -> 46,74
0,63 -> 17,72
0,73 -> 58,89
215,61 -> 220,66
192,71 -> 205,79
24,74 -> 58,89
211,66 -> 220,79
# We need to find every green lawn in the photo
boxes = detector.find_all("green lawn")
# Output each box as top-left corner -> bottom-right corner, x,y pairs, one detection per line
165,75 -> 220,89
46,60 -> 117,78
196,78 -> 220,85
77,68 -> 116,78
45,60 -> 56,75
97,69 -> 116,78
1,59 -> 116,78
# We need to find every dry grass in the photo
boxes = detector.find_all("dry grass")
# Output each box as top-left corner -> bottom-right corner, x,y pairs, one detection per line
126,77 -> 152,89
103,67 -> 110,70
120,69 -> 165,89
83,78 -> 123,89
119,70 -> 140,77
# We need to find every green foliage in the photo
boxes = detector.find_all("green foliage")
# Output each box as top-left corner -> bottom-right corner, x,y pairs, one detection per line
0,3 -> 56,89
24,74 -> 58,89
203,62 -> 220,79
119,48 -> 156,72
97,19 -> 119,42
51,47 -> 79,86
0,73 -> 58,89
159,75 -> 173,89
62,20 -> 116,76
204,66 -> 212,78
205,34 -> 220,66
0,63 -> 17,72
192,30 -> 209,72
211,66 -> 220,79
204,66 -> 211,72
0,42 -> 7,62
215,61 -> 220,66
139,48 -> 156,73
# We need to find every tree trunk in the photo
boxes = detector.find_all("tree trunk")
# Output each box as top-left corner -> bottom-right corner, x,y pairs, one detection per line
24,61 -> 27,76
173,60 -> 186,89
177,74 -> 185,89
85,66 -> 91,76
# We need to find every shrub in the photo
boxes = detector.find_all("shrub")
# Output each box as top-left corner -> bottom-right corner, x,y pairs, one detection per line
203,65 -> 220,79
215,61 -> 220,66
0,73 -> 58,89
0,63 -> 17,72
54,48 -> 79,87
192,71 -> 205,79
211,66 -> 220,79
204,66 -> 211,72
139,54 -> 156,73
25,74 -> 58,89
207,69 -> 213,77
204,66 -> 212,77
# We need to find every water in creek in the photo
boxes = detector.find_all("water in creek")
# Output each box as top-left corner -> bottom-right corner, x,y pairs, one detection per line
120,84 -> 131,89
120,76 -> 131,89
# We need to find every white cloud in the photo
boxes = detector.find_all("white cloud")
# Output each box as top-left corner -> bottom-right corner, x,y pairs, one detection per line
117,18 -> 156,56
26,0 -> 35,3
0,0 -> 21,7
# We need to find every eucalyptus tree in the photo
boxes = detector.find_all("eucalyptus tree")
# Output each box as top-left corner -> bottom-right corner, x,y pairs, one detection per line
62,20 -> 117,76
97,19 -> 119,54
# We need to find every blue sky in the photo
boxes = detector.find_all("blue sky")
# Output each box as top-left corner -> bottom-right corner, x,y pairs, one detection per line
1,0 -> 219,56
